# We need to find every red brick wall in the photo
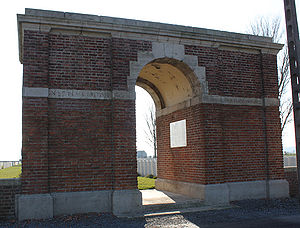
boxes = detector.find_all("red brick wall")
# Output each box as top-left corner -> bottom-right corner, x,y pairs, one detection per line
184,46 -> 263,98
47,99 -> 137,192
22,31 -> 151,193
49,34 -> 112,90
184,46 -> 278,99
112,100 -> 137,190
111,38 -> 151,90
157,105 -> 206,184
22,31 -> 50,194
0,179 -> 21,220
157,104 -> 284,185
48,99 -> 113,192
261,54 -> 279,98
217,50 -> 261,98
22,29 -> 283,195
156,47 -> 283,185
285,167 -> 299,197
266,106 -> 285,180
22,97 -> 49,194
23,31 -> 49,88
222,105 -> 283,182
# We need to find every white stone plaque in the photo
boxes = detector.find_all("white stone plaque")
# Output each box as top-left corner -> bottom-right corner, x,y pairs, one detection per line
170,119 -> 187,148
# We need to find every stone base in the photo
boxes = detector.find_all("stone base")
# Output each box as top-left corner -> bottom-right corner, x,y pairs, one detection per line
16,189 -> 142,221
228,179 -> 289,201
112,189 -> 142,217
155,179 -> 289,205
15,194 -> 53,221
52,190 -> 111,216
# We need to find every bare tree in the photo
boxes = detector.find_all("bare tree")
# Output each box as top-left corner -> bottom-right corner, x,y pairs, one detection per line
248,17 -> 293,131
144,103 -> 157,158
249,17 -> 282,43
278,46 -> 293,131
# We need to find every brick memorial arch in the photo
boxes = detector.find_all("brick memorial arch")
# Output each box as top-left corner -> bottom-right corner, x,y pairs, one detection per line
17,9 -> 289,220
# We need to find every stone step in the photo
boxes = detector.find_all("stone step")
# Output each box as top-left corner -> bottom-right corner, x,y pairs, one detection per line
142,199 -> 204,214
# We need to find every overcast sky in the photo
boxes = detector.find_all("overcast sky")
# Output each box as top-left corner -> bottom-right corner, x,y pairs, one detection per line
0,0 -> 299,160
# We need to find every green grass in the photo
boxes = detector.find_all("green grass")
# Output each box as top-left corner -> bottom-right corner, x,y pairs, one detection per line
138,176 -> 155,190
284,153 -> 296,156
0,165 -> 22,179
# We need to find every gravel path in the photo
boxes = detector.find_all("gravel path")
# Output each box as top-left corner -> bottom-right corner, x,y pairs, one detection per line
1,198 -> 300,227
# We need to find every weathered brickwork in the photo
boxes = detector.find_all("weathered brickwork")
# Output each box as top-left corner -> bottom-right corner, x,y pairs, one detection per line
157,104 -> 284,185
22,31 -> 50,194
23,31 -> 49,88
185,46 -> 278,98
111,38 -> 151,90
17,9 -> 288,218
112,100 -> 137,190
48,99 -> 113,192
21,28 -> 284,193
22,97 -> 49,194
49,34 -> 112,90
153,46 -> 283,186
285,167 -> 299,197
261,54 -> 280,98
265,106 -> 285,180
157,104 -> 206,184
21,30 -> 151,194
0,179 -> 21,220
16,9 -> 288,220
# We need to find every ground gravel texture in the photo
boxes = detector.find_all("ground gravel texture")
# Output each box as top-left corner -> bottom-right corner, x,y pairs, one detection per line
0,198 -> 300,227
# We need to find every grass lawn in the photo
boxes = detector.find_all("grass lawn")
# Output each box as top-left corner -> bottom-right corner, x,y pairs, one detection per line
0,165 -> 21,179
138,176 -> 155,190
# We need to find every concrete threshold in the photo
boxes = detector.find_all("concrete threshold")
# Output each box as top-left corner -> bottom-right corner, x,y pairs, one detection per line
143,205 -> 233,217
137,189 -> 233,217
141,189 -> 201,205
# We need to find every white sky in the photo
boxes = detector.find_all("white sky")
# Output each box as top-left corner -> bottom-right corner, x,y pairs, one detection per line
0,0 -> 299,160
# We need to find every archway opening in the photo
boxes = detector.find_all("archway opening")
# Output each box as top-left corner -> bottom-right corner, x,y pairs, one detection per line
136,86 -> 156,159
135,57 -> 203,208
136,86 -> 157,192
135,58 -> 198,179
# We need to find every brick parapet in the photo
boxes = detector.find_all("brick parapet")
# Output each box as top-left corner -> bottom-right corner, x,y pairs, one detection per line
17,8 -> 283,64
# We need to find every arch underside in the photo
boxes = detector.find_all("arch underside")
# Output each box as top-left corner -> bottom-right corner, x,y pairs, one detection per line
136,58 -> 201,111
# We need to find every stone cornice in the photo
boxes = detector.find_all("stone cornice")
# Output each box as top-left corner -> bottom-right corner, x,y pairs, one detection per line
17,8 -> 283,63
